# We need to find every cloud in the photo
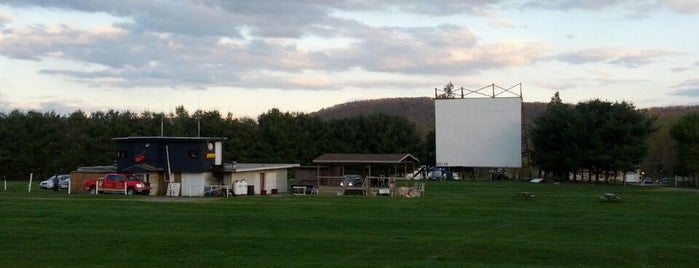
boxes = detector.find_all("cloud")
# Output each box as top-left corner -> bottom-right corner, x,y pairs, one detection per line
2,12 -> 551,88
670,67 -> 690,73
670,79 -> 699,97
0,11 -> 11,26
518,0 -> 630,11
36,99 -> 83,114
671,79 -> 699,88
671,87 -> 699,97
0,0 -> 686,96
376,0 -> 499,15
490,19 -> 523,28
321,24 -> 549,75
556,47 -> 671,67
516,0 -> 699,16
670,61 -> 699,73
0,23 -> 128,61
660,0 -> 699,14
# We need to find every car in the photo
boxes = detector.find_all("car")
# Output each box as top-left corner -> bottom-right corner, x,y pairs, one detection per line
39,178 -> 53,189
658,177 -> 674,184
643,177 -> 653,184
40,174 -> 70,189
58,176 -> 71,191
340,175 -> 364,188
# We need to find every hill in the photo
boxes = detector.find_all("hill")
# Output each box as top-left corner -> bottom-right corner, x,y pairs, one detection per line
312,97 -> 699,177
312,97 -> 549,130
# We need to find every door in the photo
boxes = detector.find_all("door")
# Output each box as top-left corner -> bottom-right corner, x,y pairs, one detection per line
260,172 -> 265,194
104,174 -> 125,193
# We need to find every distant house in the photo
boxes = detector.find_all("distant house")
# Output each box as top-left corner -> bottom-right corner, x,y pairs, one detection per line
70,136 -> 298,196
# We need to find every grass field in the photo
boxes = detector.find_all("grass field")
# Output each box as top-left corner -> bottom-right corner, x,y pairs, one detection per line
1,179 -> 698,267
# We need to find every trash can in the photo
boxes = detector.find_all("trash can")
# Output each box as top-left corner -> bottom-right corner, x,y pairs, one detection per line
247,185 -> 254,195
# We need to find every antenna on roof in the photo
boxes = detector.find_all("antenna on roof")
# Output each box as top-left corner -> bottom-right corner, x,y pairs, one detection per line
197,95 -> 201,137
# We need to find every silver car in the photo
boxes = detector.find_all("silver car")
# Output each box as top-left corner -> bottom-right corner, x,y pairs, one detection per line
58,176 -> 71,191
39,174 -> 70,189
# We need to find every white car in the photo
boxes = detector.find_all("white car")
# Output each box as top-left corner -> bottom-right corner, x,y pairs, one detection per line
39,174 -> 70,189
58,177 -> 71,191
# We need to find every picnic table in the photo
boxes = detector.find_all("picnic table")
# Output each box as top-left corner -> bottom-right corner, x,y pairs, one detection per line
598,193 -> 622,202
513,192 -> 536,200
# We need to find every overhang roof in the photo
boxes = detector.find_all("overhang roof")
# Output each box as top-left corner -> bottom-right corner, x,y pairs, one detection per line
75,165 -> 117,173
226,163 -> 300,172
313,153 -> 419,164
121,163 -> 165,173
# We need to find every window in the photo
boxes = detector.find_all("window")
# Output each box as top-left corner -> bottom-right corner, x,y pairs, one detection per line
106,175 -> 122,182
188,150 -> 199,159
116,151 -> 128,159
135,173 -> 150,183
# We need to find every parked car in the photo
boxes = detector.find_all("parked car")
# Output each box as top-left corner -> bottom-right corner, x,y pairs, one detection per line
658,177 -> 674,184
39,174 -> 70,189
340,175 -> 364,188
643,177 -> 653,184
58,176 -> 71,191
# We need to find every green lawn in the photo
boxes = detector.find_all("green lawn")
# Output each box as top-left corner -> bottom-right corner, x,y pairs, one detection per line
1,180 -> 697,267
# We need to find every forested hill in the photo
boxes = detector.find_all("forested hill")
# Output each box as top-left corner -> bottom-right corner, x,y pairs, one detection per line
312,97 -> 699,178
311,97 -> 549,130
312,97 -> 699,130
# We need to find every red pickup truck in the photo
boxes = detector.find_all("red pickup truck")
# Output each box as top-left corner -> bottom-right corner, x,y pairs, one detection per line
84,173 -> 151,195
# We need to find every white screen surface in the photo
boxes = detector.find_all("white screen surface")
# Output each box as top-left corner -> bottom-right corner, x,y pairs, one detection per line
435,97 -> 522,167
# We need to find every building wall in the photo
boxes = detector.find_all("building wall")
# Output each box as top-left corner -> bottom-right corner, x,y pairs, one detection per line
231,169 -> 288,194
147,172 -> 162,196
180,173 -> 204,197
69,172 -> 104,193
294,167 -> 328,186
114,138 -> 219,173
155,173 -> 181,195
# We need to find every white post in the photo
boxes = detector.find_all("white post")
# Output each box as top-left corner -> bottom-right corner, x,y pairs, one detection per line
4,178 -> 6,191
124,182 -> 127,195
166,145 -> 174,197
28,173 -> 33,193
96,181 -> 99,195
68,181 -> 71,194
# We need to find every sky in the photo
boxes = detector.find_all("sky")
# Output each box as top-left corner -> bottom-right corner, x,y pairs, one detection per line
0,0 -> 698,118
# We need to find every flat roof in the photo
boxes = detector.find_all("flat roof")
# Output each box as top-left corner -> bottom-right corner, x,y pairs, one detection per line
313,153 -> 419,164
75,163 -> 300,174
113,136 -> 227,142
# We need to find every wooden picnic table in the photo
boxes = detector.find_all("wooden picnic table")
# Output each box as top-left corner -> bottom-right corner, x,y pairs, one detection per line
598,192 -> 622,202
513,191 -> 536,200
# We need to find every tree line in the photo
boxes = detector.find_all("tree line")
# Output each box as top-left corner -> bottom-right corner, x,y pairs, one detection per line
4,94 -> 699,184
0,106 -> 426,180
529,93 -> 659,182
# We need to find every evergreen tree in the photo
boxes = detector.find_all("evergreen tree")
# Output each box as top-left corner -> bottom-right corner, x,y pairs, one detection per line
670,112 -> 699,177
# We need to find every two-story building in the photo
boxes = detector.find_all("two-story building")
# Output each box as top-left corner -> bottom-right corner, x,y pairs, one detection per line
70,136 -> 298,196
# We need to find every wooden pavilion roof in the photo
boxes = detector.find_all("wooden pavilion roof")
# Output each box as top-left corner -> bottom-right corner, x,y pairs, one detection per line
313,153 -> 419,164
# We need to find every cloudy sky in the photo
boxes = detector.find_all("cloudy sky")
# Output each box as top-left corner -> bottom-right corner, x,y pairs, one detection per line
1,0 -> 698,117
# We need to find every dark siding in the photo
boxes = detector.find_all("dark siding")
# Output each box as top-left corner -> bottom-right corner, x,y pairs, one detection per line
114,137 -> 224,173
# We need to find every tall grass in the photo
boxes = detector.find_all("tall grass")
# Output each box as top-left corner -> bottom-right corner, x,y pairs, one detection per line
1,180 -> 697,267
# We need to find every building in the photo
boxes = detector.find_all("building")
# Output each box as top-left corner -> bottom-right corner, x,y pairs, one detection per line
70,136 -> 298,196
293,153 -> 421,196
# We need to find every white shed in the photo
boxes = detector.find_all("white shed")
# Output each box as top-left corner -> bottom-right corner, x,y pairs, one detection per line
173,163 -> 299,197
228,163 -> 299,195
